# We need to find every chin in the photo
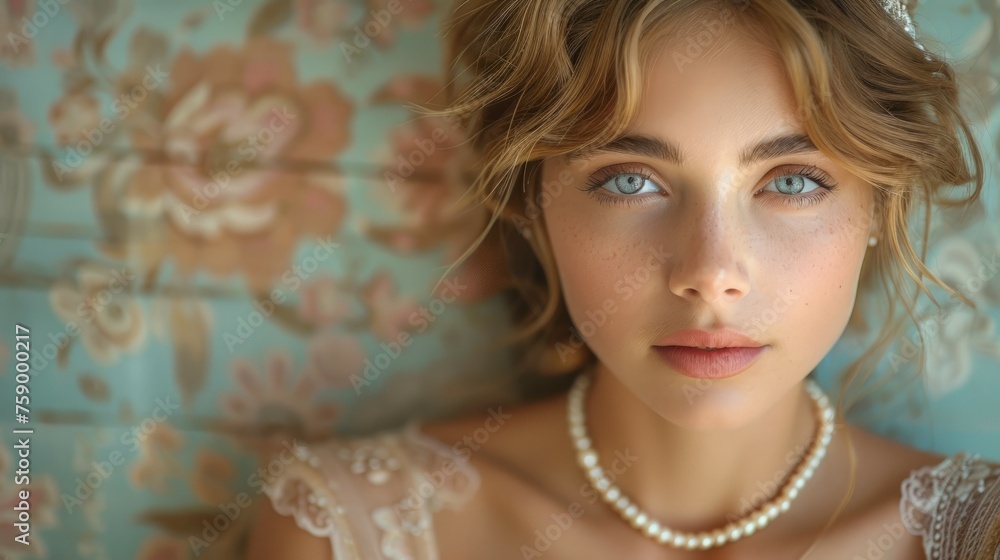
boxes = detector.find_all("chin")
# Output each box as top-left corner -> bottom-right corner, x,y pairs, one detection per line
655,380 -> 770,432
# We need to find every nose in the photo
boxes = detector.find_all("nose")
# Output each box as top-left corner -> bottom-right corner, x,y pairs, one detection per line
667,204 -> 752,305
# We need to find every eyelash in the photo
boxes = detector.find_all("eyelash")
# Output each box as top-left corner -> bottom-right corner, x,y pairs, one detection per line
581,163 -> 839,209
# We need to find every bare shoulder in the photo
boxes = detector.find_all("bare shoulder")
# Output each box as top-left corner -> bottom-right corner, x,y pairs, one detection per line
417,392 -> 582,556
845,424 -> 948,481
418,390 -> 575,500
836,423 -> 948,514
840,422 -> 1000,497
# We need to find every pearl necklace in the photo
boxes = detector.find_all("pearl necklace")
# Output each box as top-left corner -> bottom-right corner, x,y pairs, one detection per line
567,374 -> 835,550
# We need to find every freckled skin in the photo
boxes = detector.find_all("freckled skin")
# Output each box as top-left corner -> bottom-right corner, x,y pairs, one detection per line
541,27 -> 877,430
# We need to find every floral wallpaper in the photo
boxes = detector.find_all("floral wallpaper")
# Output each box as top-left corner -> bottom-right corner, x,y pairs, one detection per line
0,0 -> 997,559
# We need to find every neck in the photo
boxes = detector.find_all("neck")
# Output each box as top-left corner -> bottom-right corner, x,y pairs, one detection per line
584,363 -> 818,530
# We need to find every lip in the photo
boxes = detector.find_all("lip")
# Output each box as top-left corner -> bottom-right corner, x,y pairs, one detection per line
653,346 -> 767,379
652,329 -> 767,379
654,328 -> 763,349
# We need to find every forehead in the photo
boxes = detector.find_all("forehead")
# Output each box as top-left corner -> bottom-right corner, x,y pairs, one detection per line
633,26 -> 801,153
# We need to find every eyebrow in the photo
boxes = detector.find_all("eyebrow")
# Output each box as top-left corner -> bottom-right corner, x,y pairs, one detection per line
564,132 -> 819,168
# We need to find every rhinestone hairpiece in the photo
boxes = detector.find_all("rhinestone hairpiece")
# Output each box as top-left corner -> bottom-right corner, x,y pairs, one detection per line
881,0 -> 926,52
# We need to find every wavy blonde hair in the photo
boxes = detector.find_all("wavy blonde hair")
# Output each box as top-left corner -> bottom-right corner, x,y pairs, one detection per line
422,0 -> 986,550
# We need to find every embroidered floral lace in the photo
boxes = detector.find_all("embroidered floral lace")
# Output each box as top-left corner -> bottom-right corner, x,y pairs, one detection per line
263,422 -> 480,560
262,424 -> 1000,559
900,452 -> 1000,559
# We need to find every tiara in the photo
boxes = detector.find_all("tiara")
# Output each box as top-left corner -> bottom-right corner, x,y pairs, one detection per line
881,0 -> 926,53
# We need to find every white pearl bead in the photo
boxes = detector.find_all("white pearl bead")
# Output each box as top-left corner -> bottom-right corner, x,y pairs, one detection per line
779,499 -> 791,512
756,513 -> 769,529
580,450 -> 597,467
699,534 -> 714,549
615,496 -> 630,510
726,523 -> 743,540
713,529 -> 727,546
595,477 -> 610,491
605,486 -> 620,501
634,513 -> 648,527
743,521 -> 756,536
645,521 -> 660,537
624,505 -> 638,519
657,528 -> 673,543
788,486 -> 799,500
671,534 -> 685,547
767,505 -> 779,519
684,536 -> 699,550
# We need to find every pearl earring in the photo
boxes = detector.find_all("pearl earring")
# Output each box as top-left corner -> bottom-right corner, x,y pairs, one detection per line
868,235 -> 878,247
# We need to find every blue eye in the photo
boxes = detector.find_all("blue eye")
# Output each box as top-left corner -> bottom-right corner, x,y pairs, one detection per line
765,174 -> 820,195
756,166 -> 839,209
610,173 -> 658,195
584,167 -> 661,196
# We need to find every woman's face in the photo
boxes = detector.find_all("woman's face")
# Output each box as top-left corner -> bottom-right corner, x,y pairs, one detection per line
540,26 -> 877,430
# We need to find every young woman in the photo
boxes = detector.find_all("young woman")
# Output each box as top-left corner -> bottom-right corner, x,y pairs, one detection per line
245,0 -> 1000,558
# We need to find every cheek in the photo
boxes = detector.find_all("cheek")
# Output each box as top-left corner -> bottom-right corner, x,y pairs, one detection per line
545,202 -> 604,319
754,208 -> 870,351
544,200 -> 662,346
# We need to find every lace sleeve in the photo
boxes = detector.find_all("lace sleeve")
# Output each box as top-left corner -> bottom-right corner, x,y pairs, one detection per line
260,438 -> 367,559
900,452 -> 1000,560
260,422 -> 481,560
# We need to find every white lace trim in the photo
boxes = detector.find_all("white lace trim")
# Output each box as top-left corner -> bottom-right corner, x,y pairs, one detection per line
900,452 -> 1000,559
260,424 -> 481,560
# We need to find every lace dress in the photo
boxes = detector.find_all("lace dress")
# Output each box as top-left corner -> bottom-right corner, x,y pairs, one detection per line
262,422 -> 1000,559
